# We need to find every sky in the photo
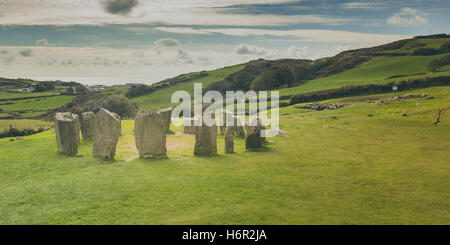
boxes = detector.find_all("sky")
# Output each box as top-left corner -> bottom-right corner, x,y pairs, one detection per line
0,0 -> 449,85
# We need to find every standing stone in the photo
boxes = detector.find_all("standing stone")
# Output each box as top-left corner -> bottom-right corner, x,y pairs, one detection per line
194,122 -> 218,156
93,108 -> 121,160
233,116 -> 246,138
160,107 -> 173,132
55,112 -> 79,156
73,114 -> 81,144
245,118 -> 263,150
184,117 -> 200,135
135,110 -> 167,159
224,126 -> 234,154
80,112 -> 96,141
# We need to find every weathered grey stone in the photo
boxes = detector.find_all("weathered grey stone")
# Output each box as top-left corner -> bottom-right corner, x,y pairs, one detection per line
135,109 -> 167,159
93,108 -> 121,160
55,112 -> 79,156
220,110 -> 234,135
224,126 -> 234,154
160,107 -> 173,132
245,118 -> 263,150
73,114 -> 81,144
233,116 -> 246,138
184,118 -> 200,135
194,122 -> 217,156
80,112 -> 96,141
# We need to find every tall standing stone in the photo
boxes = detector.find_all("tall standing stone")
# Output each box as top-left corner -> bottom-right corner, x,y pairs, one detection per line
73,114 -> 81,144
184,117 -> 200,135
160,107 -> 173,132
80,112 -> 96,141
135,110 -> 167,159
224,126 -> 234,154
233,116 -> 246,138
54,112 -> 79,156
245,118 -> 263,150
93,108 -> 121,160
194,122 -> 218,156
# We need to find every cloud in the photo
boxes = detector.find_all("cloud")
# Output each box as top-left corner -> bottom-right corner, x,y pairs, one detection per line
233,44 -> 269,55
341,2 -> 385,10
35,39 -> 49,46
387,8 -> 429,26
174,50 -> 193,65
153,38 -> 181,48
101,0 -> 139,15
18,49 -> 33,57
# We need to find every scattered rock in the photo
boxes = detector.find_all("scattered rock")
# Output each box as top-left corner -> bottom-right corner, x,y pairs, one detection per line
55,112 -> 80,156
267,128 -> 289,137
367,114 -> 374,117
15,136 -> 24,141
402,113 -> 407,117
194,122 -> 218,156
374,93 -> 428,104
426,96 -> 434,100
135,109 -> 168,159
9,139 -> 15,142
93,108 -> 121,160
296,102 -> 344,111
80,111 -> 96,141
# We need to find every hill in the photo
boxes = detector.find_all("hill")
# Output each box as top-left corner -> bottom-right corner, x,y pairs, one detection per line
129,34 -> 450,109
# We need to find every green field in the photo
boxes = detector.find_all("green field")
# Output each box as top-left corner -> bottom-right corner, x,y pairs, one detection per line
1,86 -> 448,224
279,55 -> 450,96
0,119 -> 53,132
0,91 -> 59,100
132,64 -> 245,110
0,95 -> 75,118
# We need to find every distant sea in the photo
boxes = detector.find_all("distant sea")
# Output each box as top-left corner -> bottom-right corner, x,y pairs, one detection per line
22,77 -> 159,86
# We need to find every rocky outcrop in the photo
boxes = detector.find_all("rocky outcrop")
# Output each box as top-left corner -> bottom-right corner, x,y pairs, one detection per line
194,122 -> 218,156
295,102 -> 344,111
93,108 -> 121,160
373,93 -> 428,104
135,110 -> 167,159
55,112 -> 80,156
80,112 -> 96,141
224,126 -> 234,154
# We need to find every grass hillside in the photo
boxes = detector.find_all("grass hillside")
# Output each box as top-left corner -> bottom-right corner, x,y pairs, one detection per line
1,85 -> 448,224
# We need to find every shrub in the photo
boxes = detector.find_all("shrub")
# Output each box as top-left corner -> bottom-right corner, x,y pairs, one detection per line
428,55 -> 450,72
412,48 -> 439,56
79,95 -> 138,119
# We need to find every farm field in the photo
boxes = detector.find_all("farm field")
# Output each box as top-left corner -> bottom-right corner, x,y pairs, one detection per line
0,86 -> 448,225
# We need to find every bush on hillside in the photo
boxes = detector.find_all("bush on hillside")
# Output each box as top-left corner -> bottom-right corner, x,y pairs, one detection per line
428,55 -> 450,72
412,47 -> 439,56
78,95 -> 138,119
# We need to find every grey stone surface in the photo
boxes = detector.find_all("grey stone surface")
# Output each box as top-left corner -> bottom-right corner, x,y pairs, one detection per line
80,112 -> 96,141
55,112 -> 80,156
233,116 -> 246,138
135,109 -> 167,159
194,122 -> 218,156
93,108 -> 121,160
224,126 -> 234,154
245,118 -> 263,150
160,107 -> 173,132
184,118 -> 200,135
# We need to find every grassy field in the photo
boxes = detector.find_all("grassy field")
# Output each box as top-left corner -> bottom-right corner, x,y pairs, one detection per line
0,91 -> 59,100
279,54 -> 450,96
132,64 -> 245,110
0,119 -> 53,132
1,86 -> 448,225
0,95 -> 75,118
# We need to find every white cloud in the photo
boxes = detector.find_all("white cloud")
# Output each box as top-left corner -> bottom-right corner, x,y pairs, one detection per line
159,28 -> 410,45
387,8 -> 429,26
341,2 -> 385,10
35,39 -> 49,46
153,38 -> 181,48
233,44 -> 270,55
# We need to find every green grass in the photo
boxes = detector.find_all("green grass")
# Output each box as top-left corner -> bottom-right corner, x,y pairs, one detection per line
0,96 -> 75,113
132,64 -> 245,110
0,119 -> 52,132
0,91 -> 59,100
0,86 -> 448,225
279,55 -> 450,96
